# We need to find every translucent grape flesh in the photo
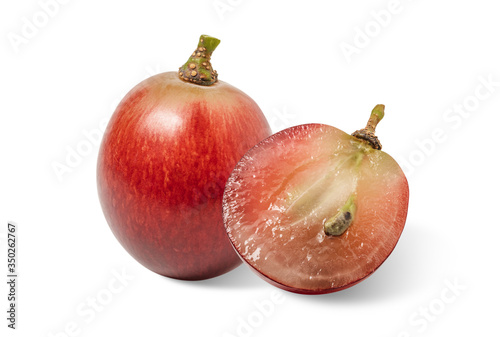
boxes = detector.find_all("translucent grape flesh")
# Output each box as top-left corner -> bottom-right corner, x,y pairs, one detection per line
223,124 -> 409,293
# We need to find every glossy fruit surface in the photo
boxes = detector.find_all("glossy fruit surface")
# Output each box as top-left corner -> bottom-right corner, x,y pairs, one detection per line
223,105 -> 409,294
97,36 -> 272,280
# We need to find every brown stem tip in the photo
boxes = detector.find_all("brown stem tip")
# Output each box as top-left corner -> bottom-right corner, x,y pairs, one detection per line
352,104 -> 385,150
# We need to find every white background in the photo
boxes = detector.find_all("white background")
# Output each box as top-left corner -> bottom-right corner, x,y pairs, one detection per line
1,0 -> 499,336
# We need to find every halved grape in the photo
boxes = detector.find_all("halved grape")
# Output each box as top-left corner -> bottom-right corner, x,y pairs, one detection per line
223,106 -> 409,294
